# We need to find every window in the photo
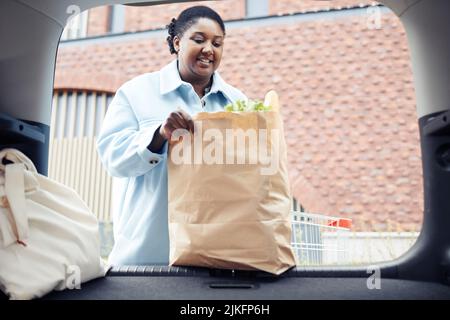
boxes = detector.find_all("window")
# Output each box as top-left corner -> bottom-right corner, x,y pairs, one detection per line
61,10 -> 89,40
54,0 -> 422,267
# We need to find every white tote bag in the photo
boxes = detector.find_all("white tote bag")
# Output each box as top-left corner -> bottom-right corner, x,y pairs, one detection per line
0,148 -> 108,300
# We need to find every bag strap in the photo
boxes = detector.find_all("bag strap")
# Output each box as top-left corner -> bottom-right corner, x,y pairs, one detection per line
0,148 -> 37,174
0,149 -> 36,247
3,163 -> 29,246
0,193 -> 19,247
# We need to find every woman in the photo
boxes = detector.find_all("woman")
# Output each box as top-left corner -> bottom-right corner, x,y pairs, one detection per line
97,6 -> 247,265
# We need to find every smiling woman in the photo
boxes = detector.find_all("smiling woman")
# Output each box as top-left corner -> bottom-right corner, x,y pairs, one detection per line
168,12 -> 225,92
173,18 -> 224,93
96,5 -> 247,266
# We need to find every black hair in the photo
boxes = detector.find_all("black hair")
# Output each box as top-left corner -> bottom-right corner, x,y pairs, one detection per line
166,6 -> 226,55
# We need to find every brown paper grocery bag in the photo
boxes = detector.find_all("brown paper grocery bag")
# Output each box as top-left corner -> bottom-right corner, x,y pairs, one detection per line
167,92 -> 296,275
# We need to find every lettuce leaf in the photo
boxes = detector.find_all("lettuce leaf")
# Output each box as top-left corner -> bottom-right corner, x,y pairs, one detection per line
224,99 -> 271,112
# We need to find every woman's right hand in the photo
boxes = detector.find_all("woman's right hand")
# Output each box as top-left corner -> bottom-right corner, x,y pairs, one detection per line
159,108 -> 195,141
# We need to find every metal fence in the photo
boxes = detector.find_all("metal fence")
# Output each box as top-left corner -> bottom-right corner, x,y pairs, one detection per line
291,211 -> 352,265
49,90 -> 114,223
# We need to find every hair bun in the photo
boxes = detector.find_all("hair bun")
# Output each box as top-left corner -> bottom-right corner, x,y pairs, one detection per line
167,18 -> 177,36
166,18 -> 177,55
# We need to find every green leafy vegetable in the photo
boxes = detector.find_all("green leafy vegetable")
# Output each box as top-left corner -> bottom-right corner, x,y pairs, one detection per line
224,99 -> 271,112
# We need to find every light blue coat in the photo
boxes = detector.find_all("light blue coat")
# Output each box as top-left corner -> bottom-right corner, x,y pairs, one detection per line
97,60 -> 247,265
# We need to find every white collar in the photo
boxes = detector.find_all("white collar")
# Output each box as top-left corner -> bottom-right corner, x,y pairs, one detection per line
159,59 -> 233,101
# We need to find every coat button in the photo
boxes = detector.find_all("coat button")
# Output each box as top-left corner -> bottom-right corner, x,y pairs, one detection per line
150,159 -> 158,165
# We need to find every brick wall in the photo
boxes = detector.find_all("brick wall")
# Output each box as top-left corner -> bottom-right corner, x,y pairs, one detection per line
269,0 -> 376,15
124,0 -> 246,32
87,5 -> 111,36
83,1 -> 382,37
